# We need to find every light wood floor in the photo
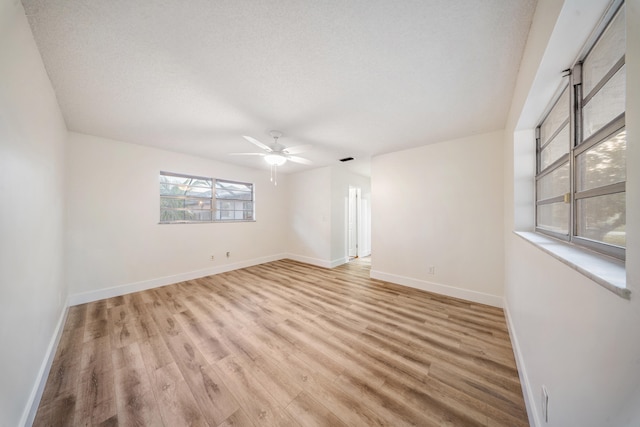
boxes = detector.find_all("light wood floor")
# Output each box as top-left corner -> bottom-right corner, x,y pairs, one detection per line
34,258 -> 529,426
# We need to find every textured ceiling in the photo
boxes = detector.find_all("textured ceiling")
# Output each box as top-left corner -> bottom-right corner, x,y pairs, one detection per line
22,0 -> 536,176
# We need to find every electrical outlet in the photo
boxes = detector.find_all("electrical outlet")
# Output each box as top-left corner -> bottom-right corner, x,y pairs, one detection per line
428,266 -> 435,275
226,251 -> 230,258
541,385 -> 549,423
210,255 -> 215,261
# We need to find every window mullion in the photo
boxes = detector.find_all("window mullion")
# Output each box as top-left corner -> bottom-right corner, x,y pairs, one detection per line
575,113 -> 625,156
570,63 -> 582,243
537,195 -> 566,205
575,182 -> 625,200
537,153 -> 570,178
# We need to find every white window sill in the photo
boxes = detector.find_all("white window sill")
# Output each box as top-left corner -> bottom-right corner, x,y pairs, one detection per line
514,231 -> 629,300
158,220 -> 257,224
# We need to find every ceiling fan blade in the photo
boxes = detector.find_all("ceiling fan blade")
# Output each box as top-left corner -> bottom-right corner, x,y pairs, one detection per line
229,152 -> 265,156
287,156 -> 313,165
242,135 -> 272,152
282,144 -> 312,155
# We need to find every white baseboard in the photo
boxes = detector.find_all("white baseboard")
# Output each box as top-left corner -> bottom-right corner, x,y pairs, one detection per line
285,253 -> 334,269
503,299 -> 539,427
369,269 -> 503,308
285,254 -> 350,269
68,253 -> 287,306
330,257 -> 349,268
21,302 -> 69,427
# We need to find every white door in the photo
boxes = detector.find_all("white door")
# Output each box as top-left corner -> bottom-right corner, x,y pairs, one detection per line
348,187 -> 359,258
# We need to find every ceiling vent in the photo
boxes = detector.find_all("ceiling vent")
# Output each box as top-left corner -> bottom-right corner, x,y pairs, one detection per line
339,157 -> 354,162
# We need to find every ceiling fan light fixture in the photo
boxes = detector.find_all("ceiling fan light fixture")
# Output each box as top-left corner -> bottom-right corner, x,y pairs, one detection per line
264,153 -> 287,166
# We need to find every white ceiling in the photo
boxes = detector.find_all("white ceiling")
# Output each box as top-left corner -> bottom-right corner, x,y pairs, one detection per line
22,0 -> 537,176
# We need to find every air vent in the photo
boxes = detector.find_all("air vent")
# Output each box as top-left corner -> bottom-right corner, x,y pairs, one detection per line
339,157 -> 354,162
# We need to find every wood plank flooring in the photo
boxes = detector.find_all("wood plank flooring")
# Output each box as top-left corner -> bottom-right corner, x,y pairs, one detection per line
34,258 -> 529,426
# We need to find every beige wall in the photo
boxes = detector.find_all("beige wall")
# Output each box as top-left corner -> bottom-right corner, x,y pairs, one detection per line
287,167 -> 333,265
371,130 -> 505,307
287,166 -> 371,267
65,132 -> 289,301
0,2 -> 69,425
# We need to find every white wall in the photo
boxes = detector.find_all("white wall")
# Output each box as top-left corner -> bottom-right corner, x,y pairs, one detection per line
504,0 -> 640,426
65,132 -> 288,301
0,2 -> 69,426
371,130 -> 505,307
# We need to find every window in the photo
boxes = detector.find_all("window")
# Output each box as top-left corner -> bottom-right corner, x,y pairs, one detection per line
160,172 -> 254,223
215,179 -> 254,221
535,1 -> 626,260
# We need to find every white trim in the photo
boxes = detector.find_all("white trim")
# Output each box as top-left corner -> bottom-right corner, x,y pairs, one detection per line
514,231 -> 628,299
284,253 -> 333,269
21,303 -> 69,427
330,257 -> 349,268
285,254 -> 349,269
68,254 -> 287,306
503,298 -> 539,427
369,270 -> 503,308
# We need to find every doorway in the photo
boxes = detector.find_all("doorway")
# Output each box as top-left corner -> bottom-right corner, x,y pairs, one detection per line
348,186 -> 360,259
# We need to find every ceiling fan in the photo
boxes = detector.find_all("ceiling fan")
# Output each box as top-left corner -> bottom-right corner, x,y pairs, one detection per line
230,131 -> 312,185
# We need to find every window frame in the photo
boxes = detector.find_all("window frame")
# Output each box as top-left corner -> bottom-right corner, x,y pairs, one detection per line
159,171 -> 255,224
534,0 -> 626,261
535,84 -> 571,241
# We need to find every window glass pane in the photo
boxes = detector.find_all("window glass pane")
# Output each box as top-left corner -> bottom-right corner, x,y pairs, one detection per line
218,201 -> 232,210
188,178 -> 212,188
217,210 -> 232,220
576,192 -> 625,247
185,198 -> 212,210
576,129 -> 626,191
234,201 -> 253,211
216,189 -> 252,200
216,180 -> 250,191
537,202 -> 569,235
160,198 -> 184,209
215,180 -> 253,202
583,65 -> 625,140
160,183 -> 212,197
160,207 -> 213,222
160,172 -> 214,222
582,5 -> 625,97
540,87 -> 570,146
160,173 -> 211,187
160,174 -> 191,185
184,186 -> 212,198
160,209 -> 185,222
160,183 -> 183,196
540,124 -> 570,170
537,162 -> 569,201
189,210 -> 212,221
